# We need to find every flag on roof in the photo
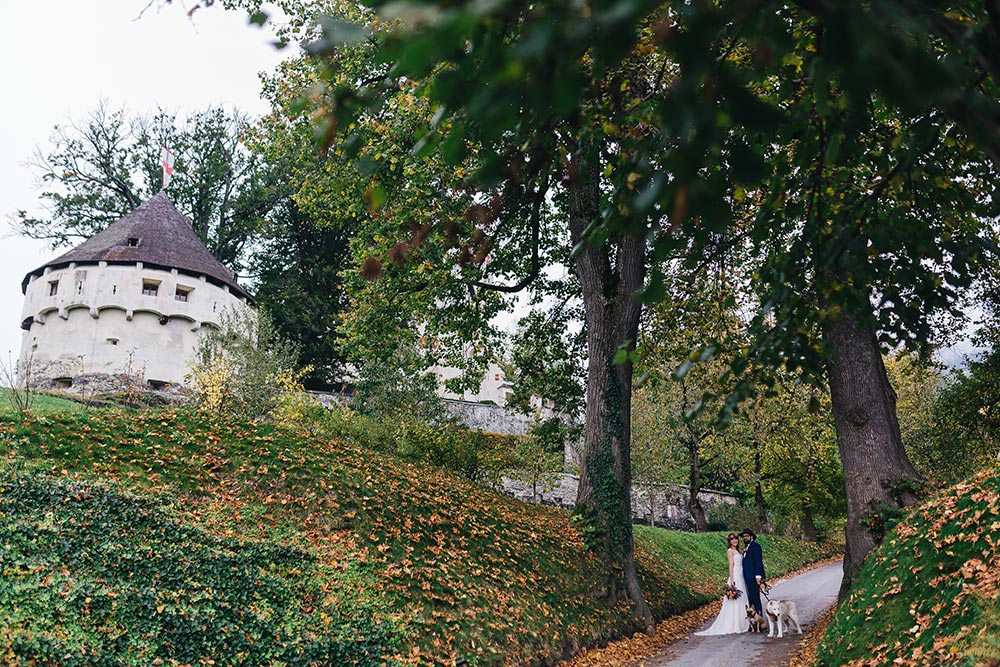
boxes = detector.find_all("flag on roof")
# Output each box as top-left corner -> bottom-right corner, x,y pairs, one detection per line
160,145 -> 176,190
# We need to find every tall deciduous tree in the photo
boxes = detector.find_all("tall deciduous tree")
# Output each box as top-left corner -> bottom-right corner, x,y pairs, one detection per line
636,270 -> 745,532
16,103 -> 277,272
298,4 -> 671,626
249,196 -> 351,389
732,21 -> 996,592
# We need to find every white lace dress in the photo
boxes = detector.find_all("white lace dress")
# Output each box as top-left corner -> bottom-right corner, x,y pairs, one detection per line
694,548 -> 750,636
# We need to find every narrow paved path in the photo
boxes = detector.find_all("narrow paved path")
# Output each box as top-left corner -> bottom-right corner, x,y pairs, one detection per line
641,560 -> 843,667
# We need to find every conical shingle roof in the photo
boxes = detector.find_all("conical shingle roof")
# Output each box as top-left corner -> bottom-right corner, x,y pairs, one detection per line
22,191 -> 249,299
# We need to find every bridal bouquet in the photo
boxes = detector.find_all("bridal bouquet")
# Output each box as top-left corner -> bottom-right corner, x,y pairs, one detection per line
722,584 -> 742,600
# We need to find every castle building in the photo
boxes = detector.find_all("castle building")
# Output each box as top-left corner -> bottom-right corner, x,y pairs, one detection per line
18,192 -> 250,389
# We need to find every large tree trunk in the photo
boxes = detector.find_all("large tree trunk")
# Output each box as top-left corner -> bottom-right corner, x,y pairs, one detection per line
800,502 -> 817,542
824,311 -> 920,599
569,146 -> 653,632
687,439 -> 709,532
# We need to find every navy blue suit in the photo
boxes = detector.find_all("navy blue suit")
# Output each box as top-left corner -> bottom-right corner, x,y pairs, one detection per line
743,539 -> 766,614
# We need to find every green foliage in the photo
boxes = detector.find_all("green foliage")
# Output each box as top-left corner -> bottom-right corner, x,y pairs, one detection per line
507,417 -> 576,481
506,308 -> 586,417
629,382 -> 688,487
737,383 -> 847,531
251,31 -> 510,397
246,0 -> 1000,612
309,2 -> 1000,389
189,307 -> 301,420
393,420 -> 513,485
632,277 -> 753,530
858,500 -> 908,542
277,397 -> 518,485
706,502 -> 759,534
817,467 -> 1000,666
908,347 -> 1000,484
0,470 -> 396,667
885,350 -> 942,454
250,200 -> 351,390
348,347 -> 446,423
242,60 -> 357,391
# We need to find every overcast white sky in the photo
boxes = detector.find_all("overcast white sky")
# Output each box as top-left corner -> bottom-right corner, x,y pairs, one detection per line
0,0 -> 290,368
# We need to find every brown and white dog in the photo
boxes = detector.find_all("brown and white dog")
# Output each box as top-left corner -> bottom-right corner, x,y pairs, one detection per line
765,598 -> 802,638
746,606 -> 767,633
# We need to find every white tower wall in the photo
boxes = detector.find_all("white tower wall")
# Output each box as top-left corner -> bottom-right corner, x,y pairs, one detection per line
19,261 -> 248,386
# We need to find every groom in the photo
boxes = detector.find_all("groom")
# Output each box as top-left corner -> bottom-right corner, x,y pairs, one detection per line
741,528 -> 766,615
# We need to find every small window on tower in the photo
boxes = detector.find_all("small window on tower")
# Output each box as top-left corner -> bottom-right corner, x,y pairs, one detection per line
175,286 -> 191,302
142,281 -> 159,297
127,237 -> 140,247
48,280 -> 59,296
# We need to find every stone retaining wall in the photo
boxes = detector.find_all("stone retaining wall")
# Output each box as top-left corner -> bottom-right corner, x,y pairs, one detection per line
306,392 -> 584,465
501,473 -> 736,530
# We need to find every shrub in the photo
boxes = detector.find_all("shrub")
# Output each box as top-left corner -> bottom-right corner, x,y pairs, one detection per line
188,308 -> 301,420
349,352 -> 447,424
365,416 -> 516,485
278,401 -> 517,484
707,502 -> 759,533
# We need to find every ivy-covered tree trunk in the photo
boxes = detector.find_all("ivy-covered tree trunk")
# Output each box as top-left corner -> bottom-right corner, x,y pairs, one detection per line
824,311 -> 920,598
569,147 -> 653,632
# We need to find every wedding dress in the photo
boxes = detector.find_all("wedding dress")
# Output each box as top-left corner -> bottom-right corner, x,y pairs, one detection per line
694,547 -> 750,636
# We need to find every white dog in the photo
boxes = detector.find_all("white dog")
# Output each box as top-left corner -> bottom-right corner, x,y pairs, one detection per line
765,598 -> 802,638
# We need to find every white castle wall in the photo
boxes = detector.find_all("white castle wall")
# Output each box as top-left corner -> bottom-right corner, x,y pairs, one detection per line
20,261 -> 248,386
431,361 -> 512,406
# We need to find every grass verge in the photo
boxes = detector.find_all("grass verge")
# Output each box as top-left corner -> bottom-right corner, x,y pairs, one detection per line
0,389 -> 84,415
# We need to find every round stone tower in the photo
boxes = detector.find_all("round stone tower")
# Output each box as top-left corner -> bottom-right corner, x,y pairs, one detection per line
18,192 -> 251,389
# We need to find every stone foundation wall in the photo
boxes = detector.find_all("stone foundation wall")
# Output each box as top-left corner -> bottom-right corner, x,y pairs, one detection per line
35,372 -> 189,405
441,399 -> 533,435
441,400 -> 583,467
501,473 -> 736,530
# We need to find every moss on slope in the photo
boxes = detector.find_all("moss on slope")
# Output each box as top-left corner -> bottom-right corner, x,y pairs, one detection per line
817,467 -> 1000,667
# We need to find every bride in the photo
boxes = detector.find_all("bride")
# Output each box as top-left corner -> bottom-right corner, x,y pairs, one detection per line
694,533 -> 750,635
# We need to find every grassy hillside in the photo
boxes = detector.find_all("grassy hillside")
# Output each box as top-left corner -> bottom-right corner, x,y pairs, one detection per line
816,466 -> 1000,667
0,408 -> 838,666
0,388 -> 84,415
